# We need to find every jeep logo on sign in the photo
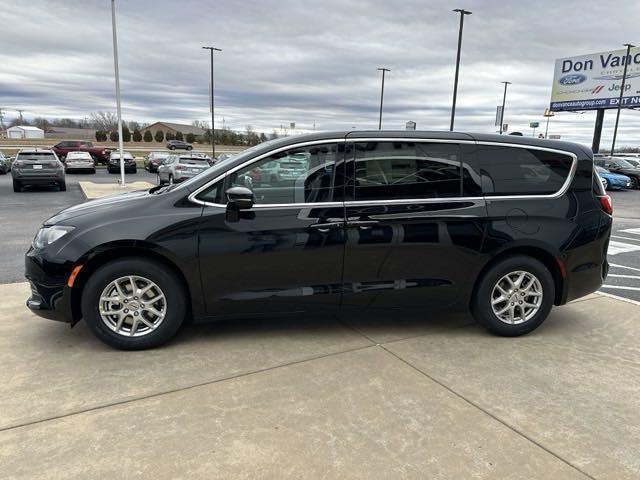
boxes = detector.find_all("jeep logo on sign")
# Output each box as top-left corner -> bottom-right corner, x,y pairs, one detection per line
559,74 -> 587,85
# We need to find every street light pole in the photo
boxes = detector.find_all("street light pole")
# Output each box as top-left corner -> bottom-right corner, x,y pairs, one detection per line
203,46 -> 222,159
110,0 -> 125,186
450,8 -> 472,131
610,43 -> 634,156
377,67 -> 390,130
499,81 -> 511,134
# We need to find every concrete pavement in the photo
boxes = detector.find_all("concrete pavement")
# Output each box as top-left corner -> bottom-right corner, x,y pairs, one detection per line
0,282 -> 639,479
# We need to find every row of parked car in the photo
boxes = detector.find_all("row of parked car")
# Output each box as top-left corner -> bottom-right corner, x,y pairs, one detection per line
594,155 -> 640,191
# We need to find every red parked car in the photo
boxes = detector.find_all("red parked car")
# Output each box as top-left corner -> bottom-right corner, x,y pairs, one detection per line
52,141 -> 111,164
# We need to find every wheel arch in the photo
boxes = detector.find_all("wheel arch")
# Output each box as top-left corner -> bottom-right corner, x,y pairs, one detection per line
69,242 -> 194,325
471,245 -> 564,308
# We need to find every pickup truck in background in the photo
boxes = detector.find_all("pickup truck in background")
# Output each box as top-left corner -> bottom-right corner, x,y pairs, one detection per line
51,140 -> 112,164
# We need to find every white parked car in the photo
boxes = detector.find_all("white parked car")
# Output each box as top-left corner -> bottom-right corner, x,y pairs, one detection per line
64,151 -> 96,173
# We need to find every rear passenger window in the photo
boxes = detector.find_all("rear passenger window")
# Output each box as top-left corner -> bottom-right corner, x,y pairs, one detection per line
478,145 -> 573,196
352,142 -> 463,200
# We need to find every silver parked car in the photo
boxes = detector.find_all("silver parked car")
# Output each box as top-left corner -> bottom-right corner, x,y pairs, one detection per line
11,149 -> 66,192
0,151 -> 9,174
64,151 -> 96,173
157,154 -> 211,184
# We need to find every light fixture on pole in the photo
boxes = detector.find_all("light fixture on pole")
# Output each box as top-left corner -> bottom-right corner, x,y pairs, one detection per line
377,67 -> 390,130
610,43 -> 634,156
110,0 -> 125,186
450,8 -> 472,131
499,81 -> 511,134
543,108 -> 554,138
203,46 -> 222,159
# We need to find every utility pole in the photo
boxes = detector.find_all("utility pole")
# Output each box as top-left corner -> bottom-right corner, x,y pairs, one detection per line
499,81 -> 511,134
610,43 -> 634,156
17,109 -> 24,124
450,9 -> 472,131
202,46 -> 222,159
377,67 -> 391,130
110,0 -> 125,186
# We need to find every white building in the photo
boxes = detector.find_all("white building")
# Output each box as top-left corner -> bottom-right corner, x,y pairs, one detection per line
6,126 -> 45,139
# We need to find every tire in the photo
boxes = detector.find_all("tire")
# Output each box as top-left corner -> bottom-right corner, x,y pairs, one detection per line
186,146 -> 192,151
630,176 -> 639,189
471,255 -> 554,337
81,258 -> 187,350
91,168 -> 96,174
59,181 -> 66,192
12,179 -> 21,192
170,146 -> 176,150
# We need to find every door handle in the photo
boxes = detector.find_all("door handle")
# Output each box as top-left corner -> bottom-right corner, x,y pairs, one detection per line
347,220 -> 380,229
308,222 -> 343,233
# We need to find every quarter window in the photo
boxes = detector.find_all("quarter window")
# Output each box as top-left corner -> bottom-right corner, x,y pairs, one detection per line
351,142 -> 464,200
478,145 -> 573,196
226,143 -> 341,204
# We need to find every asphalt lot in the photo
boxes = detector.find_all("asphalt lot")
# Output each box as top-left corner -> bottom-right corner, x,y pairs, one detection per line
1,170 -> 639,299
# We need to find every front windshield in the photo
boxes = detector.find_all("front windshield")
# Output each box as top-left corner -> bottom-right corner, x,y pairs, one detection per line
173,138 -> 283,191
614,158 -> 635,168
625,158 -> 640,168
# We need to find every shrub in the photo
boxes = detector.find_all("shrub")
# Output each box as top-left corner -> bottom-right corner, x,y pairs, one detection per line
132,128 -> 142,142
175,131 -> 184,141
95,130 -> 107,142
186,133 -> 195,143
109,131 -> 119,142
143,130 -> 153,142
122,126 -> 131,142
165,132 -> 175,141
154,130 -> 165,142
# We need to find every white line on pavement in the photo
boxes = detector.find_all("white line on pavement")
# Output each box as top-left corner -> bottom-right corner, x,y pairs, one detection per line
611,235 -> 640,243
609,263 -> 640,273
600,285 -> 640,291
607,241 -> 640,256
607,274 -> 640,280
597,291 -> 640,307
620,227 -> 640,235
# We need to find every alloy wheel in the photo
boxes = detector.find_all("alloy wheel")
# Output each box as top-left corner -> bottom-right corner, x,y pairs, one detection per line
98,275 -> 167,337
490,270 -> 543,325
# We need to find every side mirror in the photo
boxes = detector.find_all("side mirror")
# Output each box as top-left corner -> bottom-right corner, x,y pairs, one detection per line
226,186 -> 254,210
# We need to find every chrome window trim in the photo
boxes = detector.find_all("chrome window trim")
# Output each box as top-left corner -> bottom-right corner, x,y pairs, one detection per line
187,137 -> 579,208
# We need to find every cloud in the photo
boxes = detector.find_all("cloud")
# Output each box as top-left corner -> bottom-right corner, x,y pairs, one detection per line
1,0 -> 640,148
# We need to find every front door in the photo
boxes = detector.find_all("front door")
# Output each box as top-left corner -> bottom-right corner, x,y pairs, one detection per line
196,140 -> 347,317
341,138 -> 487,312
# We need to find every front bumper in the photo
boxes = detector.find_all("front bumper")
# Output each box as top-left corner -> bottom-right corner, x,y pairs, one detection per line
25,249 -> 74,323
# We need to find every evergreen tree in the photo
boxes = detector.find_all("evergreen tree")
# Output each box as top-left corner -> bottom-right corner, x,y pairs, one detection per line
144,130 -> 153,142
132,128 -> 142,142
154,130 -> 165,142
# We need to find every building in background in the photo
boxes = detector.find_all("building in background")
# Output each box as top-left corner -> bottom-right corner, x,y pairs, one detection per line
139,122 -> 206,140
6,125 -> 45,139
45,127 -> 96,140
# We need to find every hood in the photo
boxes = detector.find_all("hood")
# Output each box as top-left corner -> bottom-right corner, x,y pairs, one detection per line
45,189 -> 151,225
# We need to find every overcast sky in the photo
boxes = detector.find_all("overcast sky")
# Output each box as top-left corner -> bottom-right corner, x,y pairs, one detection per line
1,0 -> 640,147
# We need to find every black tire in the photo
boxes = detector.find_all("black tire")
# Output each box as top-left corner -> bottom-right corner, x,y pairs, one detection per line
630,176 -> 639,189
59,181 -> 66,192
81,258 -> 187,350
471,255 -> 554,337
169,146 -> 176,150
186,146 -> 192,151
12,179 -> 21,192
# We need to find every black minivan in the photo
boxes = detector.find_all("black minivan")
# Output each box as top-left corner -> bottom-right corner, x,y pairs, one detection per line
25,131 -> 612,349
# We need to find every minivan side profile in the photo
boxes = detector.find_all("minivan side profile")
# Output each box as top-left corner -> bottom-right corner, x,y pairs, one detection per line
25,131 -> 612,349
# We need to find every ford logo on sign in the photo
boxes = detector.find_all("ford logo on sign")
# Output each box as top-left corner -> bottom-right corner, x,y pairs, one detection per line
559,74 -> 587,85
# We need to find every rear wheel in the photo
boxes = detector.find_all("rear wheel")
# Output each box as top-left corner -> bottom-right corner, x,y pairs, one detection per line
12,179 -> 21,192
58,180 -> 66,191
81,258 -> 187,349
471,255 -> 554,336
186,146 -> 193,151
630,176 -> 639,189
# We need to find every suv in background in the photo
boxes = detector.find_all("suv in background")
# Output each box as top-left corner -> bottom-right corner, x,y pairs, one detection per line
157,154 -> 210,184
24,131 -> 611,349
11,149 -> 65,192
166,139 -> 193,151
52,141 -> 111,164
594,157 -> 640,189
144,151 -> 170,173
107,151 -> 137,174
0,151 -> 9,174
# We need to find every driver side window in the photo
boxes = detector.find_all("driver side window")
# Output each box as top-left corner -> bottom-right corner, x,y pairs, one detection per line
228,143 -> 341,205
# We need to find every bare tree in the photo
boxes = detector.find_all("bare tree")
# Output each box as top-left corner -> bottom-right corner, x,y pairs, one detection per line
191,120 -> 209,130
89,111 -> 118,132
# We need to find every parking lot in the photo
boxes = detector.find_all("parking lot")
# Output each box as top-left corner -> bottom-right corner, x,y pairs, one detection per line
0,167 -> 639,478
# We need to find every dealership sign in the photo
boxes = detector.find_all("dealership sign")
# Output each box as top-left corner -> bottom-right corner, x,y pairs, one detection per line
550,46 -> 640,111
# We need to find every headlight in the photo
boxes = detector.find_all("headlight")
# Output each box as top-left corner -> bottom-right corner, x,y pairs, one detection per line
33,226 -> 75,249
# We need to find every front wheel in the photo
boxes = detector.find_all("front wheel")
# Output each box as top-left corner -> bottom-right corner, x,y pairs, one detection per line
471,255 -> 554,337
12,179 -> 21,192
81,258 -> 187,349
630,176 -> 639,189
186,146 -> 193,151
